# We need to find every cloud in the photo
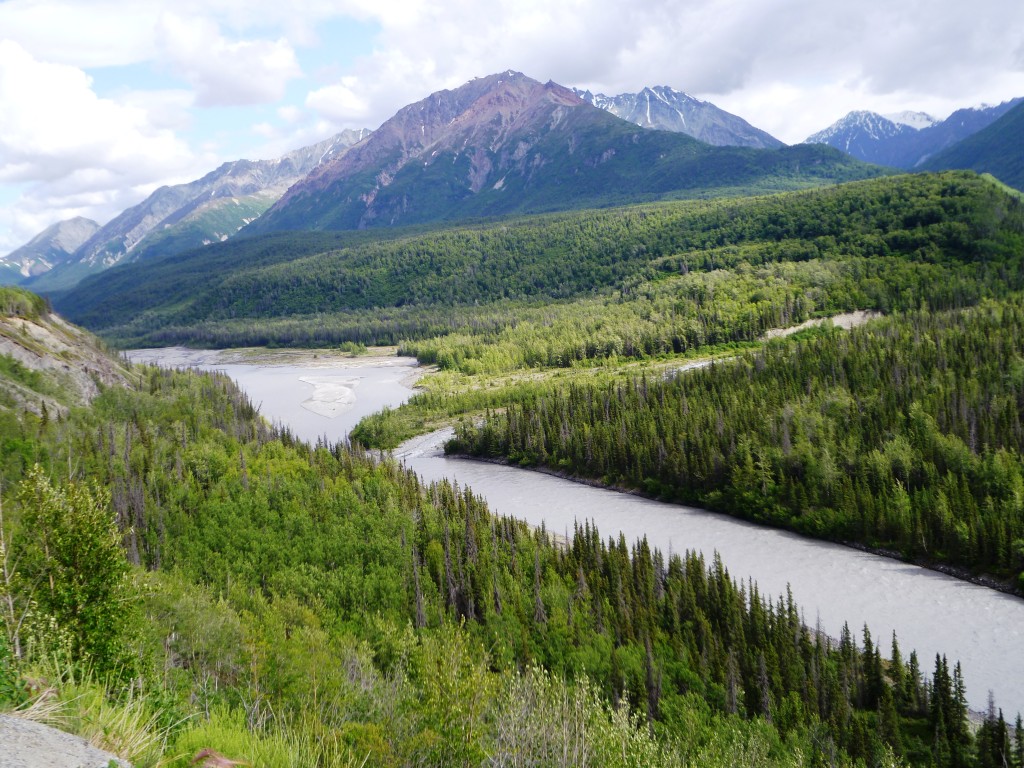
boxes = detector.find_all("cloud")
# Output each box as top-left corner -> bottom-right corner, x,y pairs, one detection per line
296,0 -> 857,132
156,13 -> 302,107
306,78 -> 371,124
0,0 -> 158,67
288,0 -> 1024,144
0,40 -> 210,252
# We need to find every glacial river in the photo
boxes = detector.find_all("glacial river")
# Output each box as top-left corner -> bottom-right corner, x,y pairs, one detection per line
129,348 -> 1024,716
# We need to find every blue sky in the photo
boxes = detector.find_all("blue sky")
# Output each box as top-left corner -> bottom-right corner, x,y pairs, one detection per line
2,0 -> 1023,253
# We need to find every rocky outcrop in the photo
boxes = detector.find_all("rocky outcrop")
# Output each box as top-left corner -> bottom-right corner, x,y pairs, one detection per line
0,713 -> 130,768
0,301 -> 132,416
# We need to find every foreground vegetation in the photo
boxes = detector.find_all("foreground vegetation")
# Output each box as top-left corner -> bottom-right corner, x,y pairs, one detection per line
1,300 -> 1021,767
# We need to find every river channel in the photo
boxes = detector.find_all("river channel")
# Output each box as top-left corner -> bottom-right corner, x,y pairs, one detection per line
129,348 -> 1024,717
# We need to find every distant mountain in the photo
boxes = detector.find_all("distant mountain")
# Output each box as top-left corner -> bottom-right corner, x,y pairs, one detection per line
806,111 -> 925,167
920,100 -> 1024,190
0,217 -> 99,285
574,85 -> 784,149
26,129 -> 370,292
805,99 -> 1022,168
252,71 -> 879,234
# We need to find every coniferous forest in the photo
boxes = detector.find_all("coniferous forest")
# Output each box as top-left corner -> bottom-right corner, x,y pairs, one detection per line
0,326 -> 1020,767
450,301 -> 1024,585
3,167 -> 1024,766
57,171 -> 1024,351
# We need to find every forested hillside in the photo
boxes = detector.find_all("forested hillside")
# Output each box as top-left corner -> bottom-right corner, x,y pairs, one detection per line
449,300 -> 1024,588
59,171 -> 1024,352
1,295 -> 1022,766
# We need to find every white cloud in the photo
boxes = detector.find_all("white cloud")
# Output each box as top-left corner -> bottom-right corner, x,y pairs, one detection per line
156,13 -> 302,107
252,122 -> 277,139
304,0 -> 1024,143
278,105 -> 303,124
0,0 -> 158,67
119,89 -> 197,131
0,40 -> 211,252
306,77 -> 371,123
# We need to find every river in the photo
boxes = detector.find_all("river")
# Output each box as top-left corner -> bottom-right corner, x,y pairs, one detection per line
128,347 -> 1024,717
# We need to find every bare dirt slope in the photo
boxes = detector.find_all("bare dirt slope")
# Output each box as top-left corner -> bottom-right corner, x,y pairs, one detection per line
0,308 -> 133,416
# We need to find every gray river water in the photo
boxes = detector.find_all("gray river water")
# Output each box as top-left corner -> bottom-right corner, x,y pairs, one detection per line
129,348 -> 1024,716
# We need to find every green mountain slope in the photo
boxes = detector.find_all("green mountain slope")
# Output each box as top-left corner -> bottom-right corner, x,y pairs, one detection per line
57,172 -> 1023,349
921,100 -> 1024,190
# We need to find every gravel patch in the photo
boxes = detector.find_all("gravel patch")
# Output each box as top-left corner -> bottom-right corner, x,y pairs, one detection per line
0,714 -> 130,768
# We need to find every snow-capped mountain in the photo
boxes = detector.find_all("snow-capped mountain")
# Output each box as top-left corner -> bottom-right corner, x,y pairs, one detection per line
805,99 -> 1022,168
574,86 -> 784,149
0,217 -> 99,285
805,111 -> 916,166
26,129 -> 371,292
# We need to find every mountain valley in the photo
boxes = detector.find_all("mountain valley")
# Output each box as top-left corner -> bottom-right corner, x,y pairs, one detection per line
2,66 -> 1024,768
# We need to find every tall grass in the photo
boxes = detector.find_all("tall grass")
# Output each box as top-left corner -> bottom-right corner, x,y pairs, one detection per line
11,657 -> 181,767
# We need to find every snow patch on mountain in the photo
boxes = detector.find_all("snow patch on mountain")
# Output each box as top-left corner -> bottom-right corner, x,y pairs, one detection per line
884,111 -> 937,130
574,85 -> 783,149
806,111 -> 909,146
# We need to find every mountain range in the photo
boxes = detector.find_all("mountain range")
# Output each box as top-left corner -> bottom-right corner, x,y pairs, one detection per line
5,70 -> 1022,295
5,80 -> 791,290
0,217 -> 99,284
805,99 -> 1024,168
249,71 -> 873,234
920,99 -> 1024,190
6,129 -> 370,292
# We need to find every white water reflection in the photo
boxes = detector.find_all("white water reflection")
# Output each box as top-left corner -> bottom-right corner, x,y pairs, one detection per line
130,349 -> 1024,717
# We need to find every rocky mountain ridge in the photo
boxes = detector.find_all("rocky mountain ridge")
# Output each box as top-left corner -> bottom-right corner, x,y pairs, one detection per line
18,128 -> 371,292
0,286 -> 132,415
251,70 -> 877,233
574,85 -> 783,148
0,217 -> 99,284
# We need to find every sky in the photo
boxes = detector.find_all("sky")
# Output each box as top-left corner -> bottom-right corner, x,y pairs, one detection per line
1,0 -> 1023,254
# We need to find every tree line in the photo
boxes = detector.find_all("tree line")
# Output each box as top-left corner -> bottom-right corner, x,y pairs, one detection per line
58,171 -> 1024,353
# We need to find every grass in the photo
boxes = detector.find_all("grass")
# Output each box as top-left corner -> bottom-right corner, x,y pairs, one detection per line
10,658 -> 181,768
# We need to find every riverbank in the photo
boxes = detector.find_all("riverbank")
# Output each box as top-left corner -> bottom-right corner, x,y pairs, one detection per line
131,349 -> 1024,716
440,445 -> 1022,600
